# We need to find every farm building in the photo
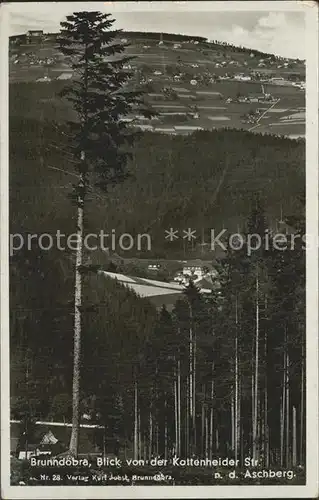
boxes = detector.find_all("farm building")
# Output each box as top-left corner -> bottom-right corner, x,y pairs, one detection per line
11,420 -> 105,459
234,74 -> 251,81
148,264 -> 162,271
26,30 -> 44,44
56,72 -> 73,80
36,76 -> 51,83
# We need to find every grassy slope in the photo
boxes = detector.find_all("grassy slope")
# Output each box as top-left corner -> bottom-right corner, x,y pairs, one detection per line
9,33 -> 305,136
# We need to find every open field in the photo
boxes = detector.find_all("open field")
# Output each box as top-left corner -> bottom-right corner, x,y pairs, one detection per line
9,33 -> 305,138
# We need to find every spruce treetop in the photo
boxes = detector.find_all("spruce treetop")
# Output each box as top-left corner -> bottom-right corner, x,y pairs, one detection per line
58,11 -> 153,192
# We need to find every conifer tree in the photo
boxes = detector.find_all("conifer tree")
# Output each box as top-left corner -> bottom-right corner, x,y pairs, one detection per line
58,10 -> 152,456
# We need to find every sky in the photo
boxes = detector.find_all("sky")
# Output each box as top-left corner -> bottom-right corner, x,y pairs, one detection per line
6,1 -> 307,59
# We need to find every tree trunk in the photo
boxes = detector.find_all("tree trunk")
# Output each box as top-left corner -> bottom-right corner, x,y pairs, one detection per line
164,399 -> 168,460
231,392 -> 235,452
300,339 -> 304,465
205,414 -> 209,458
177,358 -> 181,456
149,411 -> 153,460
251,351 -> 255,457
193,319 -> 197,454
156,421 -> 159,457
174,363 -> 178,456
280,349 -> 286,467
209,368 -> 214,460
138,409 -> 142,460
264,327 -> 268,466
201,386 -> 205,456
237,379 -> 242,466
186,374 -> 189,456
252,272 -> 259,462
292,406 -> 297,467
134,379 -> 138,460
69,185 -> 84,456
285,351 -> 290,468
234,297 -> 239,462
189,302 -> 193,455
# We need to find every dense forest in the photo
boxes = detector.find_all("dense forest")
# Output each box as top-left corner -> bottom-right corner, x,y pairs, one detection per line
10,111 -> 305,482
10,201 -> 306,481
10,116 -> 305,259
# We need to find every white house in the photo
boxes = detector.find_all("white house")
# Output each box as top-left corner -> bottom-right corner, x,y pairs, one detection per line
190,79 -> 198,85
36,76 -> 51,83
234,74 -> 251,81
148,264 -> 161,271
183,265 -> 204,279
27,30 -> 43,38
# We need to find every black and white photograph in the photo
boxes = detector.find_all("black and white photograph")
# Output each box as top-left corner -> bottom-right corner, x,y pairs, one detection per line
1,1 -> 318,498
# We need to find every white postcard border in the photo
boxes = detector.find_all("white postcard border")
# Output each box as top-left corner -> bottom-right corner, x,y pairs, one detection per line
1,1 -> 318,498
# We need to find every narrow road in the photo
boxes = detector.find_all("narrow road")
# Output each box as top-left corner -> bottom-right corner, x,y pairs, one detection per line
248,98 -> 281,133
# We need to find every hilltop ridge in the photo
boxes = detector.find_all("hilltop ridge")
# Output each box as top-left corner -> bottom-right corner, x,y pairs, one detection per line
10,29 -> 304,61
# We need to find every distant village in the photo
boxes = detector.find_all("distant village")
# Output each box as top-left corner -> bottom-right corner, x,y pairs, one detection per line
10,29 -> 305,89
9,29 -> 305,135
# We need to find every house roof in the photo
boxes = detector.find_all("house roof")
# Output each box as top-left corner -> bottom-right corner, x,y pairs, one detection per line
194,277 -> 215,290
11,421 -> 104,455
27,30 -> 43,35
100,271 -> 184,298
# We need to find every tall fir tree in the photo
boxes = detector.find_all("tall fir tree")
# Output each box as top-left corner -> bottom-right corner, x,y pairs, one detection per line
57,11 -> 153,455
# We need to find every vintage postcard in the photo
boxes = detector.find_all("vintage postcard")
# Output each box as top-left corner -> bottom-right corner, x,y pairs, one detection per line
1,1 -> 318,498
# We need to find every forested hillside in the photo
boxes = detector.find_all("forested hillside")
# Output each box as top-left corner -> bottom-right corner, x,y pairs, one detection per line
10,200 -> 306,482
10,111 -> 305,482
10,116 -> 304,259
